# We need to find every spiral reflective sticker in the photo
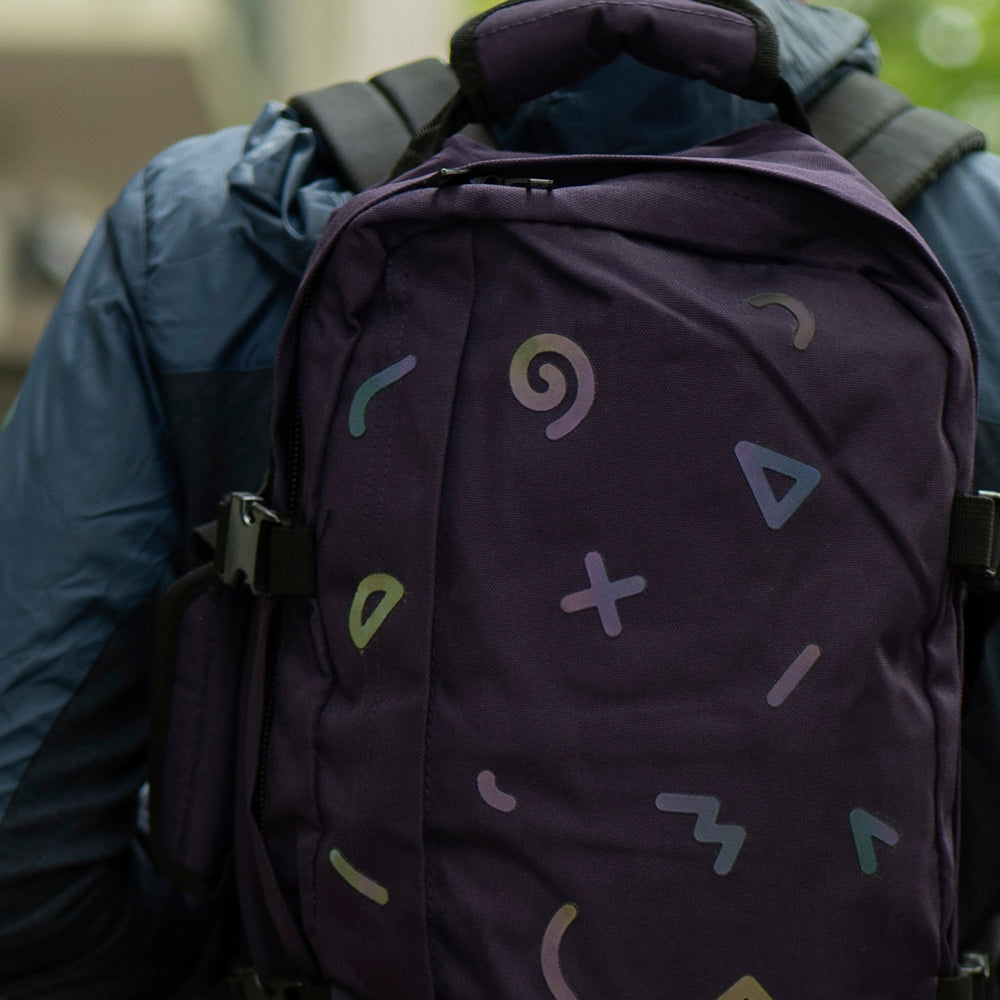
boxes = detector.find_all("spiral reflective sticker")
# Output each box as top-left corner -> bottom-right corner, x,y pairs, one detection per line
509,334 -> 595,440
349,573 -> 405,650
541,903 -> 580,1000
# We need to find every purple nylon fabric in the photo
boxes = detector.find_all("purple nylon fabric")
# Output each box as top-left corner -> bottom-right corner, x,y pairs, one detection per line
464,0 -> 762,116
235,123 -> 975,998
154,577 -> 248,888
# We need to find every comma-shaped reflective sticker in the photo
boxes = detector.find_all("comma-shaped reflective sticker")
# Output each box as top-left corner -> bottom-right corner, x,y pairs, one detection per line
749,293 -> 816,351
716,975 -> 775,1000
329,849 -> 389,906
477,770 -> 517,812
850,807 -> 899,875
541,903 -> 580,1000
510,334 -> 595,440
349,573 -> 405,650
349,355 -> 417,438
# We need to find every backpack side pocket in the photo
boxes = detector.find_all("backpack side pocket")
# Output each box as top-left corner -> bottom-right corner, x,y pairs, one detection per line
149,563 -> 251,896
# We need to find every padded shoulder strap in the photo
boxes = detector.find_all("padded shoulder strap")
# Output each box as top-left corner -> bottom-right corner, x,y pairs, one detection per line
289,57 -> 492,192
808,69 -> 987,210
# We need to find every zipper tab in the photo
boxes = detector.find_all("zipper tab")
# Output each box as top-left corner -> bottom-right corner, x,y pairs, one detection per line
425,166 -> 474,187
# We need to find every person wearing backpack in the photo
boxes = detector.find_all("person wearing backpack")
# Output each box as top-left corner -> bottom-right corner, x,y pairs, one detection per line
1,0 -> 1000,997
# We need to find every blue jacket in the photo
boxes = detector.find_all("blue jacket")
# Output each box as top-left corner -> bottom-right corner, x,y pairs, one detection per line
2,0 -> 1000,995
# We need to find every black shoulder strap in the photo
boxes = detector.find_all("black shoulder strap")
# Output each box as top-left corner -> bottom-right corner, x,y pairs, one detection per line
289,57 -> 492,192
808,69 -> 987,210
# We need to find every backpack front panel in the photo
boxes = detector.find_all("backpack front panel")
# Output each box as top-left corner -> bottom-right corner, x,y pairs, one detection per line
248,134 -> 975,1000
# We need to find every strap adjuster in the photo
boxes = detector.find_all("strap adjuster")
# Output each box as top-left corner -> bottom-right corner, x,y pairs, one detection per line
215,493 -> 315,597
949,491 -> 1000,593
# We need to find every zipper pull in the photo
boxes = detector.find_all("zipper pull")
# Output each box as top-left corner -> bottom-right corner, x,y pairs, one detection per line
425,167 -> 556,191
425,166 -> 474,187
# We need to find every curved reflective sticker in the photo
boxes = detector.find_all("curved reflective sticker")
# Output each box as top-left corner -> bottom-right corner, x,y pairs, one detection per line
850,808 -> 899,875
717,976 -> 775,1000
749,293 -> 816,351
477,770 -> 517,812
541,903 -> 580,1000
767,643 -> 821,707
329,848 -> 390,906
349,573 -> 405,650
349,355 -> 417,438
510,334 -> 595,440
655,793 -> 746,876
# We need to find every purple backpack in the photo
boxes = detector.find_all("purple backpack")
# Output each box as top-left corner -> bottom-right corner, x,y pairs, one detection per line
150,1 -> 991,997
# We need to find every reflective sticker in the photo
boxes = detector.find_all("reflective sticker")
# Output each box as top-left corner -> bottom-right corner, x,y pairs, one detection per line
329,849 -> 390,906
654,794 -> 747,876
349,355 -> 417,438
749,293 -> 816,351
349,573 -> 405,650
510,334 -> 595,440
541,903 -> 580,1000
850,808 -> 899,875
477,770 -> 517,812
560,552 -> 646,638
735,441 -> 821,530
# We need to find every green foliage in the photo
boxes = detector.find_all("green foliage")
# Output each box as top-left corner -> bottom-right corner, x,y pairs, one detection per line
842,0 -> 1000,144
462,0 -> 1000,145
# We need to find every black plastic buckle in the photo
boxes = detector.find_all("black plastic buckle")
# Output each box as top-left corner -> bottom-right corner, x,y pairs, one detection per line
217,492 -> 288,596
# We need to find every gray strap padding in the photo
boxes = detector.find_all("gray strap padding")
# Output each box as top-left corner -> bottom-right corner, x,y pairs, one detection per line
370,57 -> 465,133
289,77 -> 416,192
809,69 -> 986,210
290,57 -> 493,192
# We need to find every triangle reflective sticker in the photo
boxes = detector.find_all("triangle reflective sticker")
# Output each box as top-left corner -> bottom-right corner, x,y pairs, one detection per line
734,441 -> 821,529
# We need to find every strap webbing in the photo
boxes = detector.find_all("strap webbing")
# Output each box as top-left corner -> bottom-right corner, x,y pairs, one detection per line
809,69 -> 986,210
289,78 -> 415,192
290,58 -> 494,191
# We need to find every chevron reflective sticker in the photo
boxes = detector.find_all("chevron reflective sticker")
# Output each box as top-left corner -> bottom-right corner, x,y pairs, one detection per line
734,441 -> 821,529
716,976 -> 775,1000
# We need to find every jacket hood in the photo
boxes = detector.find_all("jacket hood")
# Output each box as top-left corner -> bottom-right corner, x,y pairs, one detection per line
493,0 -> 879,154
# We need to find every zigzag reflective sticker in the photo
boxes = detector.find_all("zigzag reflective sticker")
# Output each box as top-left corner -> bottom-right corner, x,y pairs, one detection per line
655,794 -> 746,875
735,441 -> 821,529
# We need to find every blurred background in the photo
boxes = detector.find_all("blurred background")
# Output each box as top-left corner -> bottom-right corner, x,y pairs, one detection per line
0,0 -> 997,418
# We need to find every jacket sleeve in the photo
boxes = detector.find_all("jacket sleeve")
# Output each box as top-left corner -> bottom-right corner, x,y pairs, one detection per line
0,163 -> 209,996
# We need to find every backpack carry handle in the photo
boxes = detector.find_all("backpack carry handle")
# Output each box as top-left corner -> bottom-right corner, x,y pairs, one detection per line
394,0 -> 808,175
